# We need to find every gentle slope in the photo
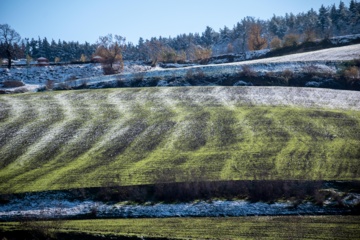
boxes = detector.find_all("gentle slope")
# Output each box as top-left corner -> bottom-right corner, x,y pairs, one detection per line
0,87 -> 360,193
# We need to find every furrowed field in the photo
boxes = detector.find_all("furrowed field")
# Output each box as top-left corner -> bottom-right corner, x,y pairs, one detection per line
0,86 -> 359,194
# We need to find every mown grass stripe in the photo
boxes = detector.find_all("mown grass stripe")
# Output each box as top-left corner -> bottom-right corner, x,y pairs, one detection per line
0,87 -> 359,193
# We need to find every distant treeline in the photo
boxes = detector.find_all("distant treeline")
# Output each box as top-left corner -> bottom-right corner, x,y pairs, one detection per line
1,0 -> 360,63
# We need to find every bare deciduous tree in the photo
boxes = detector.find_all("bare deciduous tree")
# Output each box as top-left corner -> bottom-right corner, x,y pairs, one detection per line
95,34 -> 125,75
144,39 -> 163,67
0,24 -> 21,69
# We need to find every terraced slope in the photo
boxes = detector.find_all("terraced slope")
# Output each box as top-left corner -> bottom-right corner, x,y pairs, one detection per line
0,87 -> 360,193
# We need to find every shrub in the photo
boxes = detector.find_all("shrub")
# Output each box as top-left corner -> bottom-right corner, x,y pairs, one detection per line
270,36 -> 282,49
160,49 -> 177,63
46,80 -> 55,90
176,51 -> 187,63
102,64 -> 117,75
265,71 -> 276,78
194,47 -> 212,61
194,68 -> 205,79
185,68 -> 206,81
351,58 -> 360,68
283,34 -> 300,48
239,65 -> 256,78
227,43 -> 234,54
282,69 -> 294,81
344,66 -> 360,79
3,80 -> 24,88
303,29 -> 317,43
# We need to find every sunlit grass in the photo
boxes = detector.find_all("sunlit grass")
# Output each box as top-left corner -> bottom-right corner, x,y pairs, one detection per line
0,87 -> 359,193
1,216 -> 359,239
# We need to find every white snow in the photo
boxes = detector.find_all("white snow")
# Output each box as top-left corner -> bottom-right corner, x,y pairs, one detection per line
74,44 -> 360,90
2,43 -> 360,92
0,197 -> 353,220
0,185 -> 358,220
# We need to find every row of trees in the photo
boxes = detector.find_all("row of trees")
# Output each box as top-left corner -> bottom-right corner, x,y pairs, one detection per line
1,0 -> 360,70
0,33 -> 98,64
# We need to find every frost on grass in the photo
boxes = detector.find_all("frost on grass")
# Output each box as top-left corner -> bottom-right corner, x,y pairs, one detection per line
0,194 -> 357,220
0,87 -> 360,193
1,44 -> 360,91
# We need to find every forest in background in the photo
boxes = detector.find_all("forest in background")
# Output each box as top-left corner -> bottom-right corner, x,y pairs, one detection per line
1,0 -> 360,64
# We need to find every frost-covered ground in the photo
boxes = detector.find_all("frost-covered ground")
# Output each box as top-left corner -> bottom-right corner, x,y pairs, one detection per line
0,61 -> 150,92
0,191 -> 359,220
40,43 -> 359,90
1,43 -> 359,92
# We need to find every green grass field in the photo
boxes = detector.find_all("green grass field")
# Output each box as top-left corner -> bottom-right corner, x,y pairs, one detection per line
1,216 -> 360,239
0,87 -> 360,193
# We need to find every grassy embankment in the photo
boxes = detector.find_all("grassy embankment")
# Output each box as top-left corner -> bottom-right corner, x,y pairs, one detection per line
1,216 -> 360,239
0,87 -> 359,194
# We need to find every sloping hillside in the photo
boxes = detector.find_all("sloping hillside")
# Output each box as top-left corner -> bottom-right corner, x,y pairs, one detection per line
1,43 -> 360,93
0,87 -> 359,194
47,44 -> 360,90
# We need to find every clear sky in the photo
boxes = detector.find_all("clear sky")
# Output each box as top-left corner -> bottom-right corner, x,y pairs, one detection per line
0,0 -> 351,45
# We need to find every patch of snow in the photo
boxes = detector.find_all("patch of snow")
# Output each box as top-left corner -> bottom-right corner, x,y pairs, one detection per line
305,81 -> 321,88
1,44 -> 360,92
245,49 -> 271,60
0,195 -> 354,220
156,80 -> 169,87
233,80 -> 253,86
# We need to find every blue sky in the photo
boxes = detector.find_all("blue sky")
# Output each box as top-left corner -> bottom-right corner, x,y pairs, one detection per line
0,0 -> 351,44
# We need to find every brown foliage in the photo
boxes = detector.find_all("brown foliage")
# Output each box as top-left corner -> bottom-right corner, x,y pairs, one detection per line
194,46 -> 212,61
283,34 -> 300,47
303,29 -> 317,42
248,23 -> 267,51
160,48 -> 178,63
96,44 -> 124,75
344,66 -> 360,79
270,36 -> 282,49
95,34 -> 125,75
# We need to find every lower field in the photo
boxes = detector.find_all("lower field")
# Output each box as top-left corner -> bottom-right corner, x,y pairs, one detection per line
1,216 -> 360,239
0,87 -> 360,193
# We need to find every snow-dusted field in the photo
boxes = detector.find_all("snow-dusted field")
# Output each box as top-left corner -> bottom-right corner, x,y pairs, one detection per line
1,191 -> 358,220
0,86 -> 359,220
239,43 -> 360,63
0,61 -> 150,91
1,44 -> 359,92
56,44 -> 360,89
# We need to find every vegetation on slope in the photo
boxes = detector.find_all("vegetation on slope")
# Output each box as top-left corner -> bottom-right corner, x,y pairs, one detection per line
0,87 -> 360,194
1,216 -> 360,240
